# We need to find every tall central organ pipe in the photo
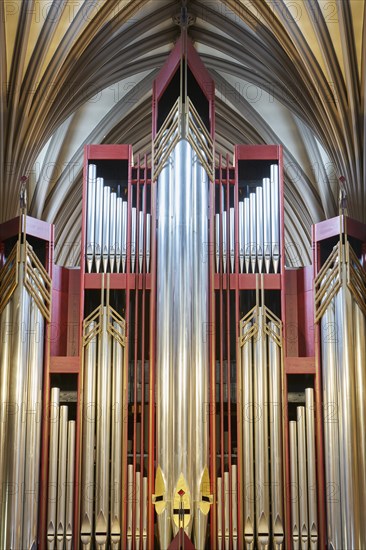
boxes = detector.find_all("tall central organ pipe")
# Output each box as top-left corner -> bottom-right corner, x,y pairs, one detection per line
155,137 -> 209,549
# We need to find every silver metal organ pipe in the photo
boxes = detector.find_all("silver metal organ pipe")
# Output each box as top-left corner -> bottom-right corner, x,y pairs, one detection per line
241,325 -> 254,550
23,277 -> 44,548
156,138 -> 209,548
156,141 -> 172,548
268,321 -> 284,550
81,321 -> 97,549
139,210 -> 144,273
146,213 -> 151,273
354,300 -> 366,544
230,207 -> 235,273
56,406 -> 68,550
94,177 -> 104,274
0,302 -> 12,545
192,152 -> 209,550
249,193 -> 256,273
111,322 -> 123,549
270,165 -> 280,273
215,212 -> 220,272
239,201 -> 244,273
256,186 -> 264,273
244,197 -> 250,273
95,307 -> 111,548
109,192 -> 117,273
47,387 -> 60,550
102,186 -> 111,273
86,164 -> 97,273
115,197 -> 123,273
222,210 -> 227,274
320,290 -> 342,548
131,207 -> 137,273
334,269 -> 361,548
289,421 -> 300,550
262,177 -> 271,274
65,420 -> 76,550
3,267 -> 30,549
305,389 -> 318,550
297,406 -> 309,550
122,201 -> 127,273
254,308 -> 270,550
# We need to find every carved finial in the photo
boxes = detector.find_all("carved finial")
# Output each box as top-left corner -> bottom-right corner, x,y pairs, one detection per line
338,176 -> 347,215
173,0 -> 195,28
20,175 -> 28,212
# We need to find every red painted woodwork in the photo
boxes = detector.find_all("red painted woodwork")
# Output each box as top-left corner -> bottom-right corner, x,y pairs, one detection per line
0,213 -> 53,242
152,34 -> 215,139
168,530 -> 196,550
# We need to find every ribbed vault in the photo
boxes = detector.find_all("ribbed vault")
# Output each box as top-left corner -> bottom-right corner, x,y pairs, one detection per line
0,0 -> 365,267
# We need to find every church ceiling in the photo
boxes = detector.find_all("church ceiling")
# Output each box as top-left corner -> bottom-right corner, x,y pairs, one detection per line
0,0 -> 364,266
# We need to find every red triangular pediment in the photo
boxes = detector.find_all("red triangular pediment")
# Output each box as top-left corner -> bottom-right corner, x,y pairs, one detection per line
168,529 -> 195,550
153,35 -> 214,103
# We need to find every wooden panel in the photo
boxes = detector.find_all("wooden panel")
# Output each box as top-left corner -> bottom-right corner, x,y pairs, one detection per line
284,269 -> 299,357
50,355 -> 80,373
285,356 -> 316,374
313,215 -> 366,243
235,144 -> 280,161
85,143 -> 132,161
0,214 -> 53,242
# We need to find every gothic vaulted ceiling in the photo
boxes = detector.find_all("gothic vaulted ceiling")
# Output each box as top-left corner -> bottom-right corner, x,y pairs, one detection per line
0,0 -> 365,266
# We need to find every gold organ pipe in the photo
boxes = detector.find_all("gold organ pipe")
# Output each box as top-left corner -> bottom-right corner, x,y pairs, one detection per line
305,389 -> 318,550
297,407 -> 309,550
80,321 -> 97,549
95,307 -> 111,549
56,406 -> 68,550
65,421 -> 76,550
111,322 -> 124,550
47,387 -> 60,549
289,421 -> 300,550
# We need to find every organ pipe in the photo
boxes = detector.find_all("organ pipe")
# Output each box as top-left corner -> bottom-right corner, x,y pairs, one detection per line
116,197 -> 123,273
239,303 -> 283,550
95,177 -> 103,274
256,186 -> 264,273
109,192 -> 117,273
86,164 -> 96,273
289,421 -> 300,550
155,136 -> 210,548
270,164 -> 280,273
220,166 -> 280,274
0,234 -> 50,549
102,186 -> 111,274
56,406 -> 68,550
81,303 -> 127,549
297,406 -> 309,550
23,273 -> 45,549
289,389 -> 319,550
85,168 -> 151,274
315,241 -> 366,549
239,201 -> 244,273
230,207 -> 235,273
65,421 -> 76,550
305,388 -> 318,550
47,387 -> 60,549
